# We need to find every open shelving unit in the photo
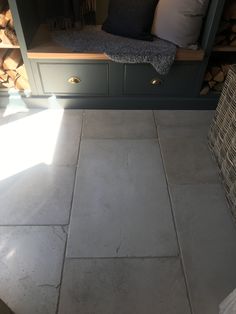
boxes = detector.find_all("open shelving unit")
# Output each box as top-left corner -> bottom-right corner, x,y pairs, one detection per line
2,0 -> 231,108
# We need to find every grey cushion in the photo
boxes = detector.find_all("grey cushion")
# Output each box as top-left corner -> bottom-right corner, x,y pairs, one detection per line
151,0 -> 210,48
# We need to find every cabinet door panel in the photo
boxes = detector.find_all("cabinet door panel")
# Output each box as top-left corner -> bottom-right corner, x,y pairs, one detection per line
124,63 -> 201,96
38,63 -> 109,95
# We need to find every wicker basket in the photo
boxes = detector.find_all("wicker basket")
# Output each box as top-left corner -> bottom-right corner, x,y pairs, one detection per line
208,65 -> 236,217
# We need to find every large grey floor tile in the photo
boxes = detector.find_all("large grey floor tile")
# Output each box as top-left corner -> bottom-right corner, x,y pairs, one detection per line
67,139 -> 178,257
0,108 -> 4,115
0,299 -> 14,314
1,108 -> 51,127
158,126 -> 219,184
154,110 -> 215,127
0,109 -> 82,167
58,258 -> 191,314
82,110 -> 157,138
170,184 -> 236,314
52,110 -> 82,165
0,165 -> 75,225
0,109 -> 9,126
5,109 -> 44,121
0,226 -> 66,314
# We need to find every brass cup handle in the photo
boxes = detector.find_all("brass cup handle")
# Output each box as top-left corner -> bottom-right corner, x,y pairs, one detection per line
68,76 -> 81,84
150,78 -> 162,86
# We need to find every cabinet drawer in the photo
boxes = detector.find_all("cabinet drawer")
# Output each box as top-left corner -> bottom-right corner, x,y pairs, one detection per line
124,63 -> 201,96
38,63 -> 109,95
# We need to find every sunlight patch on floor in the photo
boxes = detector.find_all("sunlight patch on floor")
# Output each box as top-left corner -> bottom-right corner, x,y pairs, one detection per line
3,88 -> 30,117
0,108 -> 64,181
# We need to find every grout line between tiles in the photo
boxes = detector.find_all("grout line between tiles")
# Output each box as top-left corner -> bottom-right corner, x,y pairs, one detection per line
152,110 -> 195,314
64,255 -> 180,260
81,137 -> 158,140
0,224 -> 69,227
55,110 -> 85,314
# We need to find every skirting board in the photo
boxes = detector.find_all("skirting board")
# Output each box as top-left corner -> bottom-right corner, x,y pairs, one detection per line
0,95 -> 219,110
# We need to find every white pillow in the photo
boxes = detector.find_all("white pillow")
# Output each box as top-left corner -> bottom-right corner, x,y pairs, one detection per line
151,0 -> 210,48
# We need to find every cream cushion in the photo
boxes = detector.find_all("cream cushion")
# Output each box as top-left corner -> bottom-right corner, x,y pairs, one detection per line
151,0 -> 210,48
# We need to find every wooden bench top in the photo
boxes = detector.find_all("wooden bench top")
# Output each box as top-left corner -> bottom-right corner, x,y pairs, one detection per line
27,24 -> 205,61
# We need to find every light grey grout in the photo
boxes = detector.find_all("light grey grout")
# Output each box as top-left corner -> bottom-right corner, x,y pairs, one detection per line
81,137 -> 158,140
152,110 -> 194,314
55,109 -> 85,314
0,224 -> 69,227
64,255 -> 180,260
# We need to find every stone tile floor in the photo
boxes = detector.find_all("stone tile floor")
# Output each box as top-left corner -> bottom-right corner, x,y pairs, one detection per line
0,109 -> 236,314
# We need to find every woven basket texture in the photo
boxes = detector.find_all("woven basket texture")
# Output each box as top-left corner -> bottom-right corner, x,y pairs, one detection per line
208,65 -> 236,217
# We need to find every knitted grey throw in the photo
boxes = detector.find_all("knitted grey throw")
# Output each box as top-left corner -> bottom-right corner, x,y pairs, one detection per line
52,26 -> 177,75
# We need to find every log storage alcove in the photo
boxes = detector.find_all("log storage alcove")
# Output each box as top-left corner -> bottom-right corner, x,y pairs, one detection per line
0,0 -> 29,91
201,0 -> 236,96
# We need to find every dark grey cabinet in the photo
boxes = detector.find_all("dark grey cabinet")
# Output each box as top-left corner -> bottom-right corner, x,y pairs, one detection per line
5,0 -> 227,109
31,60 -> 203,98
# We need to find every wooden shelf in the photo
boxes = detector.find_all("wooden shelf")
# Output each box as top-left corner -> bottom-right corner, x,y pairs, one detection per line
27,24 -> 109,59
0,43 -> 20,49
0,86 -> 8,91
213,45 -> 236,52
175,48 -> 205,61
0,30 -> 19,49
27,24 -> 205,61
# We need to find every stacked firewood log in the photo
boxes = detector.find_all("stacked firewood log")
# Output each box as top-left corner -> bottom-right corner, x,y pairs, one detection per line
0,0 -> 18,46
0,0 -> 29,90
0,49 -> 29,90
201,1 -> 236,95
200,64 -> 231,95
214,0 -> 236,47
214,21 -> 236,47
224,0 -> 236,20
